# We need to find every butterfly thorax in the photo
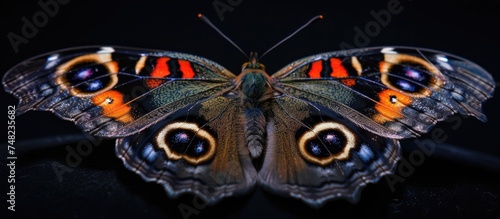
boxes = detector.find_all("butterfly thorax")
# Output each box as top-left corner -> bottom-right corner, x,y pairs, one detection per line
237,53 -> 275,107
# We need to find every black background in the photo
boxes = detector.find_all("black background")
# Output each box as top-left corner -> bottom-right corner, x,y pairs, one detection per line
1,0 -> 499,218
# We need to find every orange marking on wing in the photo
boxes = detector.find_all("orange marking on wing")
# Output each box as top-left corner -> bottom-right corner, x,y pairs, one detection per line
147,57 -> 171,88
151,57 -> 171,77
92,90 -> 133,123
308,61 -> 322,78
374,89 -> 412,123
108,61 -> 119,73
329,58 -> 348,77
146,79 -> 163,88
379,60 -> 387,74
307,59 -> 355,85
341,79 -> 356,86
179,60 -> 195,78
330,58 -> 355,86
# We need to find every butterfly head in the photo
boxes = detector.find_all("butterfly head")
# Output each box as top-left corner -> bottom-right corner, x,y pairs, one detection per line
242,52 -> 266,71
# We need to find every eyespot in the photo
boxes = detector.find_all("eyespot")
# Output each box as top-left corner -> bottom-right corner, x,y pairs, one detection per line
91,90 -> 133,123
379,54 -> 444,97
298,122 -> 357,166
155,122 -> 216,165
55,53 -> 119,97
373,89 -> 412,123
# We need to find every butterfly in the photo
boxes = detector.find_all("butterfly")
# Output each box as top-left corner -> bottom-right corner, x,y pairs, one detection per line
2,44 -> 494,207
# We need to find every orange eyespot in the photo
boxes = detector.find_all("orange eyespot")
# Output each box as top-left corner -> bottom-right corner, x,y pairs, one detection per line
374,89 -> 412,123
92,90 -> 133,123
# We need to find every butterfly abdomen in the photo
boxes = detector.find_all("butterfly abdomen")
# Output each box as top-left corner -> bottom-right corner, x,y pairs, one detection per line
244,108 -> 266,158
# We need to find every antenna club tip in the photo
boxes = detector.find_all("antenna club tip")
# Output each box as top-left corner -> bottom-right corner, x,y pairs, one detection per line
318,15 -> 324,19
198,13 -> 203,18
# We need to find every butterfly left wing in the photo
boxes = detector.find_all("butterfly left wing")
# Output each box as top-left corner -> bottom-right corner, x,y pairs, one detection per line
259,95 -> 400,206
3,46 -> 235,137
258,46 -> 494,206
272,47 -> 495,139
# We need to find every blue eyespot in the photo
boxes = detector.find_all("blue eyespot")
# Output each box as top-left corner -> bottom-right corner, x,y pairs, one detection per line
74,68 -> 94,80
396,80 -> 416,92
173,132 -> 190,144
86,80 -> 103,91
404,68 -> 425,81
310,144 -> 321,155
194,142 -> 205,154
323,133 -> 341,145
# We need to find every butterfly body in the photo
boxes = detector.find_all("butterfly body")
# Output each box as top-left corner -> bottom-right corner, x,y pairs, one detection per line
3,46 -> 494,207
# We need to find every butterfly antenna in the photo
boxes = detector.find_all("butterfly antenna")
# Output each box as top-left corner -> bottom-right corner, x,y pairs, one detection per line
198,14 -> 249,59
259,15 -> 323,60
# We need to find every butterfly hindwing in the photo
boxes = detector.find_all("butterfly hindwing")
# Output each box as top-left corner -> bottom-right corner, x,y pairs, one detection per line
115,95 -> 257,204
258,95 -> 400,206
3,46 -> 236,137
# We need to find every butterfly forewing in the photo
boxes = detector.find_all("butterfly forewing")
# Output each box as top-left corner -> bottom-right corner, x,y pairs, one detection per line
3,46 -> 236,137
272,47 -> 495,139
